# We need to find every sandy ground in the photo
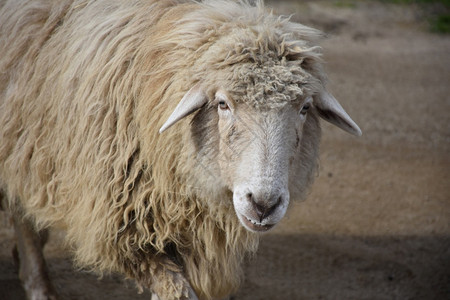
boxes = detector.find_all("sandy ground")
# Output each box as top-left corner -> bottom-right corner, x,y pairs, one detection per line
0,1 -> 449,299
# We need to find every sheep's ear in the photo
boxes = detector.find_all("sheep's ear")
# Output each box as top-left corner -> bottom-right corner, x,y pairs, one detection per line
159,84 -> 207,133
313,90 -> 362,136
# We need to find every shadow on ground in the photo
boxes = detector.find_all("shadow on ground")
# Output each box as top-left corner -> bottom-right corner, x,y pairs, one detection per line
1,234 -> 448,300
237,234 -> 450,299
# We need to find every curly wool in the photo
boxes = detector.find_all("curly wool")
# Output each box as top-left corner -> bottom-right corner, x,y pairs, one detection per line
0,0 -> 324,299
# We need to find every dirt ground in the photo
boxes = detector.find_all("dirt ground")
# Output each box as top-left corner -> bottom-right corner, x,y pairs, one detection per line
0,1 -> 449,299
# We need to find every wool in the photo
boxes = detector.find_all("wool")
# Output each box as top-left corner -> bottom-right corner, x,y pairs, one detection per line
0,0 -> 325,298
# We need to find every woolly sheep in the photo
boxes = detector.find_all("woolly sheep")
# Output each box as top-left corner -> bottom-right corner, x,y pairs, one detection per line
0,0 -> 361,299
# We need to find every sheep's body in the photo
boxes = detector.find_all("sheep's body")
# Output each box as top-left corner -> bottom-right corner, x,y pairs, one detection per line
0,0 -> 361,299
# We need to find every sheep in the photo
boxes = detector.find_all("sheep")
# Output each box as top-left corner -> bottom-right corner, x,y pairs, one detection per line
0,0 -> 361,299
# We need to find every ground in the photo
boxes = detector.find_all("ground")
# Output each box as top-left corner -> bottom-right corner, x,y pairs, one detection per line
0,1 -> 449,299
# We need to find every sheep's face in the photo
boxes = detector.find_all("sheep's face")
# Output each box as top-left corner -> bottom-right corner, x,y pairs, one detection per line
160,81 -> 361,233
213,90 -> 311,232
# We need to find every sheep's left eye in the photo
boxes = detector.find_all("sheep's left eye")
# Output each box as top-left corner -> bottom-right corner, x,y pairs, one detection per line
218,100 -> 229,110
300,103 -> 310,115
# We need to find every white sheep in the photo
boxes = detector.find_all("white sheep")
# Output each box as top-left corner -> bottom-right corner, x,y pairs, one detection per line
0,0 -> 361,299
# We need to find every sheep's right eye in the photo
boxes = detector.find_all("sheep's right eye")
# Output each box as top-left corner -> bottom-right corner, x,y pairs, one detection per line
218,100 -> 229,110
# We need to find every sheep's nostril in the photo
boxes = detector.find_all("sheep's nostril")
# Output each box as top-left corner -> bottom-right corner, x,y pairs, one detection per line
269,196 -> 282,214
264,196 -> 282,218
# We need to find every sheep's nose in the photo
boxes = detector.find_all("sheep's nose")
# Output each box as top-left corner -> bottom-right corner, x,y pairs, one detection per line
246,192 -> 282,222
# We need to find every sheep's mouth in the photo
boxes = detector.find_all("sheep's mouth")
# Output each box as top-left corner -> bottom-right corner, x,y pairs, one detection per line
241,215 -> 275,232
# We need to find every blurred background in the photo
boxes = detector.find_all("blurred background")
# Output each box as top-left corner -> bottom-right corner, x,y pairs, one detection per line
1,0 -> 449,299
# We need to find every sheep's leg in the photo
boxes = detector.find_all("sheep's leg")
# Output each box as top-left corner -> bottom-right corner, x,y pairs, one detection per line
151,269 -> 199,300
150,256 -> 199,300
12,213 -> 58,300
170,271 -> 199,300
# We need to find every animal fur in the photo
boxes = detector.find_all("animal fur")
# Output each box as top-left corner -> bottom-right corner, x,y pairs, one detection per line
0,0 -> 358,299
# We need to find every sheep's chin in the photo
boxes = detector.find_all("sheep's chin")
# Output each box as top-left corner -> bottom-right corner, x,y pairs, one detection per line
236,213 -> 276,233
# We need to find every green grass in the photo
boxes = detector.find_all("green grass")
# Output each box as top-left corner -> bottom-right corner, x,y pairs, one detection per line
430,14 -> 450,32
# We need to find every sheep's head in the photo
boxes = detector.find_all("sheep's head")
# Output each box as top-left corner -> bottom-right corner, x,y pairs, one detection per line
158,32 -> 361,233
159,84 -> 360,233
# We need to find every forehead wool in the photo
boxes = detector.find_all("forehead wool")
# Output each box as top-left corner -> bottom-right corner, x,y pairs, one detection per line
228,59 -> 311,109
193,30 -> 324,109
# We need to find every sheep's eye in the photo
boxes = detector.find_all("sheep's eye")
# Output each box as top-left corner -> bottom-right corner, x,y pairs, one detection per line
218,100 -> 229,110
300,103 -> 310,115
